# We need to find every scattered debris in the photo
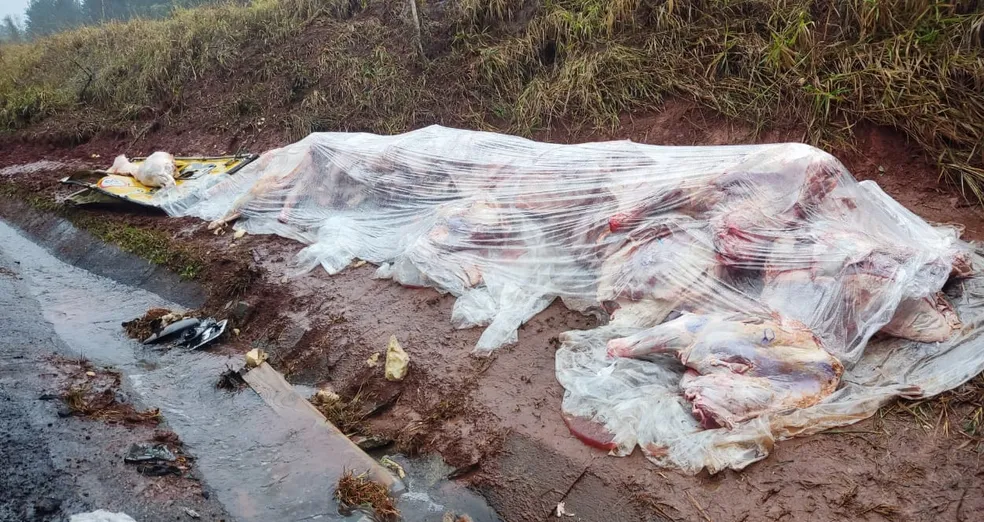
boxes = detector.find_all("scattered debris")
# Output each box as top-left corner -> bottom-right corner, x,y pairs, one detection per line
122,308 -> 173,340
216,367 -> 248,390
385,335 -> 409,382
69,510 -> 137,522
108,151 -> 178,188
183,507 -> 201,519
178,318 -> 228,350
85,371 -> 96,377
310,390 -> 369,434
152,430 -> 182,446
233,229 -> 246,239
443,513 -> 474,522
124,442 -> 186,477
351,434 -> 393,451
245,348 -> 268,368
380,455 -> 406,479
555,501 -> 575,517
142,317 -> 199,344
335,470 -> 400,522
61,385 -> 160,425
316,388 -> 341,404
352,259 -> 367,268
124,442 -> 177,463
366,352 -> 380,368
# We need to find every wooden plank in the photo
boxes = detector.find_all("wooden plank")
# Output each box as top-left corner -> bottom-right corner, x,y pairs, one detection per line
243,362 -> 398,490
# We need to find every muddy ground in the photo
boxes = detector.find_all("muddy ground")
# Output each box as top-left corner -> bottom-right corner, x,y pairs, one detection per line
2,100 -> 984,521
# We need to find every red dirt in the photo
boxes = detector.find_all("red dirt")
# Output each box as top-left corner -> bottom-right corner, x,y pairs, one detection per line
2,99 -> 983,521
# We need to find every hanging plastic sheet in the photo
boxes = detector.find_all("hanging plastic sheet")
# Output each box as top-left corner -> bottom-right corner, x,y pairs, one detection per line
158,125 -> 984,472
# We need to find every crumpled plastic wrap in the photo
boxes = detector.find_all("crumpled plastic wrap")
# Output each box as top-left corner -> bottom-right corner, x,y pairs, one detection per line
160,125 -> 984,472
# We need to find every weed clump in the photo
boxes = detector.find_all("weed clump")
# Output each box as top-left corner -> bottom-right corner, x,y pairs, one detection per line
335,470 -> 400,522
62,385 -> 161,425
310,389 -> 372,435
122,307 -> 173,340
888,374 -> 984,439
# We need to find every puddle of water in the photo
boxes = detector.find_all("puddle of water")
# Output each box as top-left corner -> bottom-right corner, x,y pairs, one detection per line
386,454 -> 500,521
0,218 -> 500,522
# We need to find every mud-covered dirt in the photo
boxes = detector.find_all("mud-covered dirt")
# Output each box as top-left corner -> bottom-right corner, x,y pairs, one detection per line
2,100 -> 983,521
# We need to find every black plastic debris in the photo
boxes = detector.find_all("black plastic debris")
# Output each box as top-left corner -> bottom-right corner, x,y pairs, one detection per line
178,318 -> 228,350
143,318 -> 200,344
142,317 -> 227,350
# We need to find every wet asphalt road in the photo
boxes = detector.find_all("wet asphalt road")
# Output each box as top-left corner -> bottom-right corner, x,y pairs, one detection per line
0,209 -> 501,522
0,238 -> 230,522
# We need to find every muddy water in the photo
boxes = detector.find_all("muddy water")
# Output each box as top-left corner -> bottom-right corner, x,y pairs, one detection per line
0,218 -> 498,522
0,160 -> 80,177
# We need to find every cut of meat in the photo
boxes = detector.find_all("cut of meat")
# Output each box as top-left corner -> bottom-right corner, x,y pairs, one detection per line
607,314 -> 843,429
562,412 -> 618,451
880,292 -> 962,343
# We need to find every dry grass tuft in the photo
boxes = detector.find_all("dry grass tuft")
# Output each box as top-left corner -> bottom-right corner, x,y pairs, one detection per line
310,388 -> 374,435
52,356 -> 161,425
335,470 -> 400,522
62,385 -> 162,425
122,307 -> 173,340
887,374 -> 984,440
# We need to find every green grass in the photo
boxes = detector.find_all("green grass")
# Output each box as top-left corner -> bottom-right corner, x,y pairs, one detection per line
2,0 -> 984,196
0,181 -> 204,279
84,220 -> 205,279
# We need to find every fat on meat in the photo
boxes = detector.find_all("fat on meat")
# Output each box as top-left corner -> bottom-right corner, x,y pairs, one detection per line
607,313 -> 844,429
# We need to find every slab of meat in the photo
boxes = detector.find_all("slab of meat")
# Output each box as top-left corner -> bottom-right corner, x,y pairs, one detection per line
881,292 -> 962,343
596,223 -> 717,327
607,314 -> 844,429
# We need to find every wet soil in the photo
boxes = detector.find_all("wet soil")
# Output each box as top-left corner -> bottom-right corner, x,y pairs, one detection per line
2,99 -> 983,521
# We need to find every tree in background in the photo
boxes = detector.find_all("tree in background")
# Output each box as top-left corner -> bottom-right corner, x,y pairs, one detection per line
80,0 -> 224,24
1,15 -> 24,43
25,0 -> 83,37
21,0 -> 228,38
80,0 -> 132,22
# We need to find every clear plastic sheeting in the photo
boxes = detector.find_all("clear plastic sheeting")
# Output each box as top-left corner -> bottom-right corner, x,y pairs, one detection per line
159,125 -> 984,472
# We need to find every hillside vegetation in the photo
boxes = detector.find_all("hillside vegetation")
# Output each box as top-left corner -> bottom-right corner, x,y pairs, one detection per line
1,0 -> 983,194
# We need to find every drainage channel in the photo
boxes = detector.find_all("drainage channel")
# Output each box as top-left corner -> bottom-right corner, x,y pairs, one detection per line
0,216 -> 499,522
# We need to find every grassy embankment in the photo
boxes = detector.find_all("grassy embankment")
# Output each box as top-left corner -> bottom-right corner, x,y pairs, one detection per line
1,0 -> 982,191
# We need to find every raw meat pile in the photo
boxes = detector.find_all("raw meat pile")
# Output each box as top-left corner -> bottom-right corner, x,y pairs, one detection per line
159,126 -> 984,472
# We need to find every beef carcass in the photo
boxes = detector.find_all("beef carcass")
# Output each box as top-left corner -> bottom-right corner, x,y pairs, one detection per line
207,146 -> 370,229
881,292 -> 962,343
400,198 -> 529,293
607,314 -> 843,429
596,223 -> 719,327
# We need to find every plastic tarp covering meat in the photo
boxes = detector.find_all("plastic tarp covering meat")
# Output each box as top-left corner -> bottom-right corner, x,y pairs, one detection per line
159,125 -> 984,472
